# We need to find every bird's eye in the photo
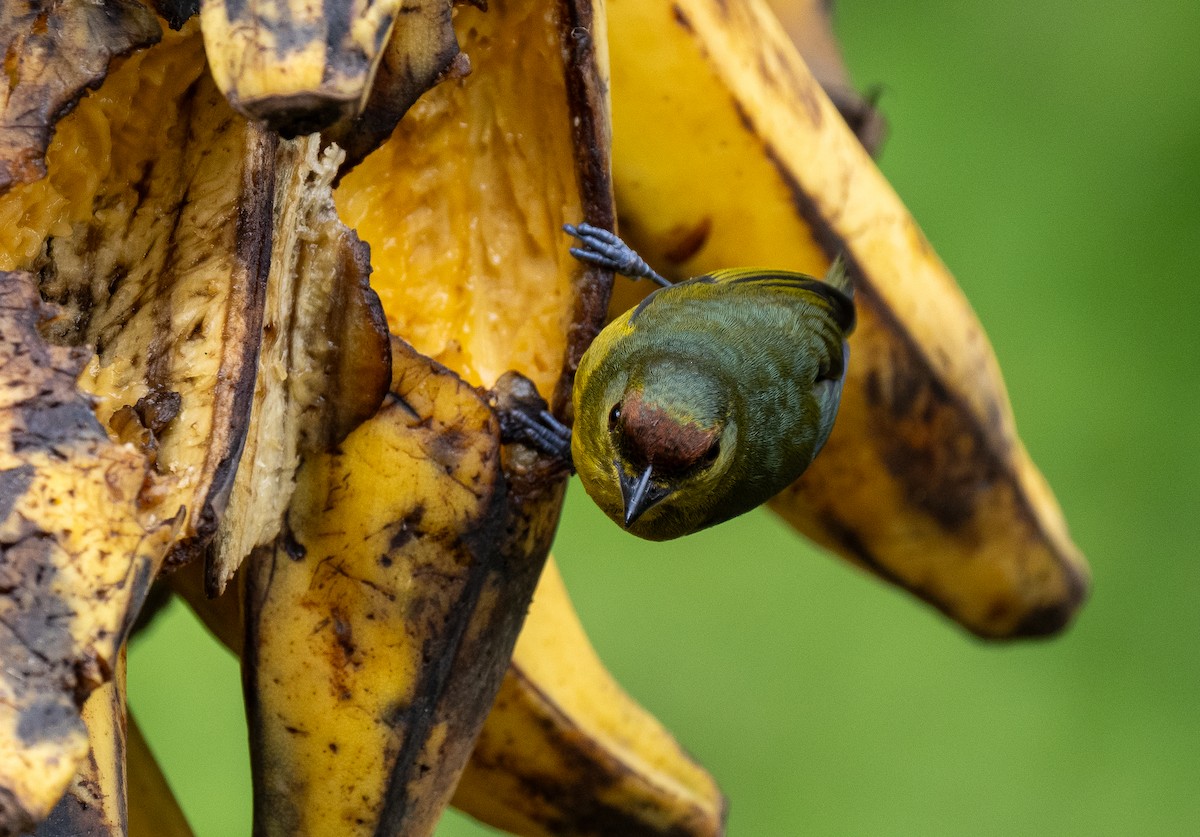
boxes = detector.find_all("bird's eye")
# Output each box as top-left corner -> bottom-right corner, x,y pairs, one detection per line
608,403 -> 622,430
703,439 -> 720,463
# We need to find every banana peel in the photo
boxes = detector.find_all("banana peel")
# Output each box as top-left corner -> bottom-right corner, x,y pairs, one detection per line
0,0 -> 162,193
606,0 -> 1088,638
198,0 -> 406,135
323,0 -> 465,174
0,274 -> 175,835
0,23 -> 276,571
453,557 -> 727,837
244,337 -> 508,836
206,135 -> 390,595
241,0 -> 618,831
34,654 -> 127,837
335,0 -> 616,408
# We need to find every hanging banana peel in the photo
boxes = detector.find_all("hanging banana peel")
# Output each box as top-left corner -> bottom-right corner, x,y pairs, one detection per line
205,134 -> 390,595
240,2 -> 616,832
0,273 -> 176,834
34,655 -> 128,837
0,0 -> 1092,834
243,336 -> 507,836
178,549 -> 728,837
604,0 -> 1089,639
453,556 -> 728,837
199,0 -> 400,134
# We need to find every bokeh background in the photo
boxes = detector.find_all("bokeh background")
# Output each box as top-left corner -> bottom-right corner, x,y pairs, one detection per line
128,1 -> 1200,834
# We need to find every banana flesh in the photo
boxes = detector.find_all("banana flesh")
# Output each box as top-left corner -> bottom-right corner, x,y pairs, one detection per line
606,0 -> 1089,638
206,135 -> 390,595
454,557 -> 727,837
334,0 -> 616,407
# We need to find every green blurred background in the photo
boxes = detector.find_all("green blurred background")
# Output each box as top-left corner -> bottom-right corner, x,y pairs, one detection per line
128,1 -> 1200,834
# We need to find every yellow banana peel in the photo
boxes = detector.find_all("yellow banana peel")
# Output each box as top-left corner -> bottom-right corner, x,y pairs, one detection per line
0,274 -> 176,833
35,654 -> 128,837
606,0 -> 1089,638
244,336 -> 507,836
206,134 -> 390,595
454,557 -> 728,837
199,0 -> 404,134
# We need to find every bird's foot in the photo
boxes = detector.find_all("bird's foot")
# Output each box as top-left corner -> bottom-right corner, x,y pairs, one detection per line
489,371 -> 575,472
563,223 -> 672,287
499,406 -> 574,469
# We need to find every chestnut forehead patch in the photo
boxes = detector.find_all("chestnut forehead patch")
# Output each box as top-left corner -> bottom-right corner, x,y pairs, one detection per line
620,389 -> 718,472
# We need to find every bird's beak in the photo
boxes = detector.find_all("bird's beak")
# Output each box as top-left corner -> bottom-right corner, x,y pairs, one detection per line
618,463 -> 672,528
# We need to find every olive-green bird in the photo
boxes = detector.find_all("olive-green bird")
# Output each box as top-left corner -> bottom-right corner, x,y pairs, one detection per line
565,223 -> 856,541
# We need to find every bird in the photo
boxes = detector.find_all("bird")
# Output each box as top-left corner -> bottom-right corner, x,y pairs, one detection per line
564,222 -> 855,540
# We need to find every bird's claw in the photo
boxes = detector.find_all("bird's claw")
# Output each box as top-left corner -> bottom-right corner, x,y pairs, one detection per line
563,223 -> 672,287
499,406 -> 575,472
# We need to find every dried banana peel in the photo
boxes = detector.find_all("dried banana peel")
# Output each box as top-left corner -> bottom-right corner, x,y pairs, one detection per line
0,0 -> 161,193
606,0 -> 1089,638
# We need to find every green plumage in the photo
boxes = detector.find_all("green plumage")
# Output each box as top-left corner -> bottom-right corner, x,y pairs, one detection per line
572,256 -> 856,540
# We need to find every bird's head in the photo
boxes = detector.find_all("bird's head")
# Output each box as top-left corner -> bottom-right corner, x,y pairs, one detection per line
575,358 -> 739,539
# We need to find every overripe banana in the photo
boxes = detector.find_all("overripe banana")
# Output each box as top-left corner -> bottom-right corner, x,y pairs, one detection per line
0,0 -> 162,192
239,1 -> 615,831
176,551 -> 728,837
605,0 -> 1089,639
764,0 -> 885,152
0,0 -> 1090,832
205,134 -> 390,595
0,21 -> 277,571
243,336 -> 508,836
0,273 -> 176,834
